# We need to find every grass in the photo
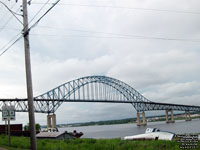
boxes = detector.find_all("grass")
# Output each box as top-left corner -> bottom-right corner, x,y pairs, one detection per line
0,134 -> 199,150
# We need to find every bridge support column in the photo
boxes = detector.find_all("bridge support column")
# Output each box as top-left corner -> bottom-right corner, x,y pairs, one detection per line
165,110 -> 175,123
165,110 -> 169,122
171,110 -> 174,122
52,114 -> 57,128
185,111 -> 191,121
142,112 -> 147,125
47,115 -> 52,128
137,112 -> 147,126
47,114 -> 57,129
137,113 -> 141,126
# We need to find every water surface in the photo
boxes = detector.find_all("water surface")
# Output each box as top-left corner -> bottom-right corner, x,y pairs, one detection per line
59,119 -> 200,139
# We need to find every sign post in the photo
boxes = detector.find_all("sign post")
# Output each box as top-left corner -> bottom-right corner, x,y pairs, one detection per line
2,105 -> 16,146
5,120 -> 7,135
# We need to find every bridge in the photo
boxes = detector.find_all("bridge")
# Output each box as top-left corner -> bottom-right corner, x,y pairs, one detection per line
1,76 -> 200,126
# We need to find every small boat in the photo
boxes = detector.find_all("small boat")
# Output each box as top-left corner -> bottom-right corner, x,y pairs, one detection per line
41,128 -> 83,138
37,131 -> 83,140
71,130 -> 83,138
123,128 -> 175,141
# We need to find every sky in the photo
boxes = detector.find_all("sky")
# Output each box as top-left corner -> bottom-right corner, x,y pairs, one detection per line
0,0 -> 200,125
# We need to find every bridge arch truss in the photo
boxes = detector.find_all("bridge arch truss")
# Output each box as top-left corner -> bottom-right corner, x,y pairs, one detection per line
35,76 -> 151,113
0,76 -> 200,113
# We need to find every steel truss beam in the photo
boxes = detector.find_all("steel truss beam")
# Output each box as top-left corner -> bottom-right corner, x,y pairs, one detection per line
133,102 -> 200,112
0,99 -> 200,113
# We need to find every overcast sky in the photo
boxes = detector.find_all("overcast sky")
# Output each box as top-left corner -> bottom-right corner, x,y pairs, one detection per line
0,0 -> 200,125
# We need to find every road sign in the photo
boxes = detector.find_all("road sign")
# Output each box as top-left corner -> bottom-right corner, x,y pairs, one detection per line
1,105 -> 15,147
2,105 -> 15,121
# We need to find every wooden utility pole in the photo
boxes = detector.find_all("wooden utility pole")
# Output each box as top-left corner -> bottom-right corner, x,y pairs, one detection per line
22,0 -> 37,149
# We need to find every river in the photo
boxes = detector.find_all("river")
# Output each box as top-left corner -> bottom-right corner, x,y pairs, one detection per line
59,119 -> 200,139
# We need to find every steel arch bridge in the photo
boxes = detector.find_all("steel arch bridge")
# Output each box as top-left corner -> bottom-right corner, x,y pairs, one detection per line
1,76 -> 200,113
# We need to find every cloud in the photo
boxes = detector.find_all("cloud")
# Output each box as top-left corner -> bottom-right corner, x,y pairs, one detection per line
143,81 -> 200,104
0,0 -> 200,125
108,50 -> 200,89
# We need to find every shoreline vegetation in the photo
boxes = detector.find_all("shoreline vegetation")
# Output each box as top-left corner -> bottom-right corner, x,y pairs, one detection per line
1,134 -> 199,150
55,112 -> 200,128
0,114 -> 199,150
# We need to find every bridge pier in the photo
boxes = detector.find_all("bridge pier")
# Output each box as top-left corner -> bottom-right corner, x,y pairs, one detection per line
185,111 -> 191,121
47,114 -> 57,129
47,115 -> 52,128
165,110 -> 175,123
137,112 -> 147,126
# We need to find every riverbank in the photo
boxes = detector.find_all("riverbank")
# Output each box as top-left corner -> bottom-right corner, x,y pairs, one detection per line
56,113 -> 200,128
0,134 -> 199,150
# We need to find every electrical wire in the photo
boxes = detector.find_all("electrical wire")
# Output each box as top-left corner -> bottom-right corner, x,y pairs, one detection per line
0,0 -> 7,10
0,15 -> 14,33
0,2 -> 16,23
31,2 -> 200,15
0,32 -> 21,50
0,7 -> 21,33
0,36 -> 22,57
33,25 -> 200,42
29,0 -> 50,24
0,26 -> 20,31
37,25 -> 133,36
30,33 -> 200,42
28,0 -> 60,31
0,1 -> 22,17
0,0 -> 60,57
0,33 -> 23,57
0,1 -> 23,25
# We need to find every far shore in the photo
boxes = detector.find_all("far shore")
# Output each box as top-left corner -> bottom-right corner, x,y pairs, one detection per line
54,112 -> 200,128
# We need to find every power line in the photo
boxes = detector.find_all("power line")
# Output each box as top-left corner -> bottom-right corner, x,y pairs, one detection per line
30,33 -> 200,42
0,1 -> 23,25
29,0 -> 50,24
0,32 -> 21,50
0,0 -> 60,57
31,2 -> 200,15
37,25 -> 131,36
0,7 -> 21,33
0,26 -> 20,31
0,4 -> 23,56
0,15 -> 15,33
0,2 -> 16,23
0,0 -> 7,10
0,33 -> 23,57
33,25 -> 200,42
0,2 -> 21,16
28,0 -> 60,31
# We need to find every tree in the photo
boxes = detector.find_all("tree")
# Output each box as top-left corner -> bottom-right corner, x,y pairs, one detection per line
24,123 -> 41,131
35,123 -> 41,131
24,123 -> 30,131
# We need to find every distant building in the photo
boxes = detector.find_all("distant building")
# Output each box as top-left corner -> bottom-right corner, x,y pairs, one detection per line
0,124 -> 22,132
36,131 -> 75,140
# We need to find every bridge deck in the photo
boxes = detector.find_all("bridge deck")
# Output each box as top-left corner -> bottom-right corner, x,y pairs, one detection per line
0,98 -> 200,113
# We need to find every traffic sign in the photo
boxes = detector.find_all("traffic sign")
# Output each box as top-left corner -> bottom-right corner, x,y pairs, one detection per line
2,105 -> 15,121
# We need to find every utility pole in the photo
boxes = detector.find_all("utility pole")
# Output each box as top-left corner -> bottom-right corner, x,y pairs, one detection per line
2,0 -> 59,149
22,0 -> 37,149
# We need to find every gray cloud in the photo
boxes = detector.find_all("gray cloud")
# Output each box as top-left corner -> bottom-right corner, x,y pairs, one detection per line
0,0 -> 200,125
